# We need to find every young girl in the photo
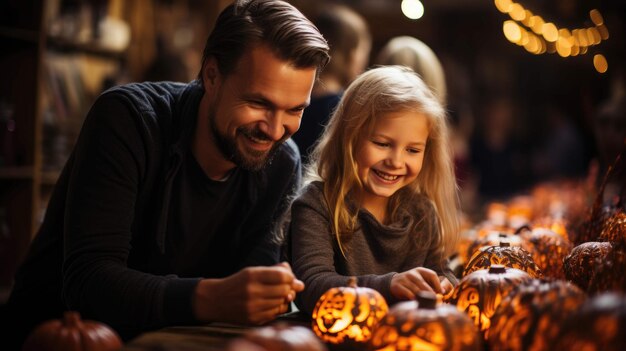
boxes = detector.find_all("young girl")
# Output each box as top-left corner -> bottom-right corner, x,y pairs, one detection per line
289,65 -> 460,314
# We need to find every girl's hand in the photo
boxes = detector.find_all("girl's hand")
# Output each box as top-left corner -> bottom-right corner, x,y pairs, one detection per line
439,276 -> 453,295
390,267 -> 444,300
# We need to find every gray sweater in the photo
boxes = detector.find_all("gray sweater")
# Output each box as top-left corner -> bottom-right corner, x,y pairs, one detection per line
290,181 -> 456,314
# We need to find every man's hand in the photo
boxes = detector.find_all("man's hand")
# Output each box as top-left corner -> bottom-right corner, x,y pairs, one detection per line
193,262 -> 304,325
390,267 -> 447,301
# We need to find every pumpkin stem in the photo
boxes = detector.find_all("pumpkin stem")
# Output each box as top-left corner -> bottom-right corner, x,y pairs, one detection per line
488,265 -> 506,274
63,311 -> 82,327
347,276 -> 357,288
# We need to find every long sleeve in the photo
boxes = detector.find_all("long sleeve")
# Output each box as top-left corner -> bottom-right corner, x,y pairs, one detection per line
61,93 -> 194,336
290,183 -> 395,314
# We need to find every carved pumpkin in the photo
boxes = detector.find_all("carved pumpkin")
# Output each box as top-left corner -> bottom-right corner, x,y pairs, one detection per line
311,277 -> 388,347
226,323 -> 327,351
463,241 -> 542,278
22,311 -> 122,351
587,244 -> 626,295
369,291 -> 481,351
563,241 -> 613,291
461,231 -> 522,268
518,227 -> 572,279
445,265 -> 532,338
551,293 -> 626,351
598,211 -> 626,246
487,279 -> 586,351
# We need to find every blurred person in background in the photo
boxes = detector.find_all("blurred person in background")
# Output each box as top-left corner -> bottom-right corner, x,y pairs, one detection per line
291,4 -> 371,165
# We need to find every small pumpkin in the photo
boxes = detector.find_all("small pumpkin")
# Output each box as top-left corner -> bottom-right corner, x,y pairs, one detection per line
369,291 -> 481,351
226,323 -> 327,351
487,279 -> 586,351
587,244 -> 626,295
445,265 -> 532,338
311,277 -> 388,347
463,241 -> 542,278
22,311 -> 122,351
551,293 -> 626,351
518,227 -> 573,279
563,241 -> 613,291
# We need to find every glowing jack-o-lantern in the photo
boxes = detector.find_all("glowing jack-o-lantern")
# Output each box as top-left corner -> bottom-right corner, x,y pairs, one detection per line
551,293 -> 626,350
311,277 -> 388,347
487,279 -> 586,351
369,291 -> 481,351
463,241 -> 542,278
445,265 -> 532,338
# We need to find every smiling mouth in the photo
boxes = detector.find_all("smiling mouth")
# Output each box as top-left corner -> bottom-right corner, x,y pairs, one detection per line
239,128 -> 273,149
373,169 -> 402,181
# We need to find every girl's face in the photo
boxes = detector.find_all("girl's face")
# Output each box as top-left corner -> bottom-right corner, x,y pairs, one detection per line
355,110 -> 430,208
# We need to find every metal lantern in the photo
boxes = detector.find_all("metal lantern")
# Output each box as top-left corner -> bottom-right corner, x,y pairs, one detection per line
551,293 -> 626,351
369,292 -> 481,351
463,241 -> 542,278
487,279 -> 587,351
311,277 -> 388,347
445,265 -> 532,338
563,241 -> 613,291
519,227 -> 573,279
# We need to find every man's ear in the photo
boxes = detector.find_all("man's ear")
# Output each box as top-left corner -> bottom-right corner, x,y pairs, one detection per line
203,57 -> 219,88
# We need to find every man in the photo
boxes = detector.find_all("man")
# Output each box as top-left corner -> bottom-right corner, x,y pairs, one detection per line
2,0 -> 329,347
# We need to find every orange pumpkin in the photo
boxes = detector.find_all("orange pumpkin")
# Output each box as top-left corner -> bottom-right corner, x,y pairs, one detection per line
311,277 -> 388,347
463,242 -> 542,278
487,279 -> 586,351
563,241 -> 613,291
445,265 -> 532,338
369,291 -> 481,351
551,293 -> 626,351
519,227 -> 572,279
22,311 -> 122,351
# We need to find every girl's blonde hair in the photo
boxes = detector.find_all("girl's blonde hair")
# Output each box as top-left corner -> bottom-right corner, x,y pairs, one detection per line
306,65 -> 459,257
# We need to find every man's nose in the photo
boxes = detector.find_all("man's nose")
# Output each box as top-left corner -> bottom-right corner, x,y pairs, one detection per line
259,111 -> 287,141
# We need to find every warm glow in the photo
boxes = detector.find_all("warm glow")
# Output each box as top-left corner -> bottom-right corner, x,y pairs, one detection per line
312,278 -> 388,345
589,27 -> 601,45
531,16 -> 544,34
401,0 -> 424,20
594,54 -> 608,73
542,22 -> 558,42
524,34 -> 540,54
503,20 -> 522,43
556,38 -> 572,57
494,0 -> 513,14
597,24 -> 610,40
509,3 -> 526,21
589,9 -> 604,26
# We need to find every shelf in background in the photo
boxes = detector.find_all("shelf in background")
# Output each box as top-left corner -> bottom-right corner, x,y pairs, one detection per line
47,36 -> 126,60
0,26 -> 40,43
0,166 -> 34,179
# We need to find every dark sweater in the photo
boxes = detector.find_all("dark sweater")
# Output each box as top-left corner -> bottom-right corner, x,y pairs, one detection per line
289,182 -> 455,314
3,81 -> 301,346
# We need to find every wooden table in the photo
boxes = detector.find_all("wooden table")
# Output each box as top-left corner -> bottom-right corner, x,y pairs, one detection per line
122,311 -> 312,351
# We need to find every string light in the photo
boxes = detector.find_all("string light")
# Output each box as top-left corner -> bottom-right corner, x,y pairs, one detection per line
493,0 -> 610,73
401,0 -> 424,20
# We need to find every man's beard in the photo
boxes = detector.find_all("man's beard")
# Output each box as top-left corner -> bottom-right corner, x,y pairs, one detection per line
209,110 -> 286,171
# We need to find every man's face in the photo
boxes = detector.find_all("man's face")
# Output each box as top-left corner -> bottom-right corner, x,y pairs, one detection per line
205,45 -> 317,170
